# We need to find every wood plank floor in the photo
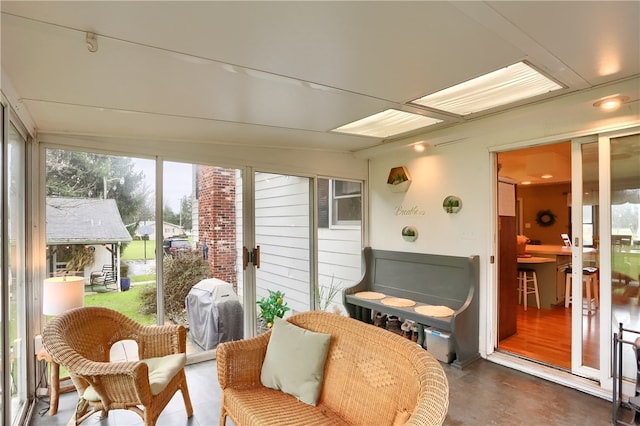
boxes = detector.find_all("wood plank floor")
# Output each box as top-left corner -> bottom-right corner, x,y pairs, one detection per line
499,293 -> 640,370
499,304 -> 576,369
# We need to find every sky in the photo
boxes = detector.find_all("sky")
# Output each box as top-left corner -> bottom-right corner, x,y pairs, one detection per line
132,159 -> 193,212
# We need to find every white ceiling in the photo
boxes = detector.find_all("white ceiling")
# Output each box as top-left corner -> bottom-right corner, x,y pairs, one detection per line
1,1 -> 639,153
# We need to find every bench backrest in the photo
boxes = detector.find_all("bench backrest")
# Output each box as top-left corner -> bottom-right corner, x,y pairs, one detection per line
102,265 -> 116,283
363,248 -> 477,311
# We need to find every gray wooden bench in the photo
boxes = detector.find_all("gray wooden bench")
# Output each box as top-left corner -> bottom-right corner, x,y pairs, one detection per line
343,247 -> 480,368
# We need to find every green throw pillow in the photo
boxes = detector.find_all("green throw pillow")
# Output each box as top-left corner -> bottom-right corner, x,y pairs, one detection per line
260,317 -> 331,406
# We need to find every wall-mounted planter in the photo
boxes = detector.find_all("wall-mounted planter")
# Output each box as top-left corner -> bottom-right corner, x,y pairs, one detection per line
443,195 -> 462,214
387,166 -> 411,193
401,226 -> 418,242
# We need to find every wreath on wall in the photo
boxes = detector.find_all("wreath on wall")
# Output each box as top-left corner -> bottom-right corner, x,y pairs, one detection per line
535,209 -> 556,227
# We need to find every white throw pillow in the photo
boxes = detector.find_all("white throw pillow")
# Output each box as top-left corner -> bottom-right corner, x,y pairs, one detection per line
260,317 -> 331,406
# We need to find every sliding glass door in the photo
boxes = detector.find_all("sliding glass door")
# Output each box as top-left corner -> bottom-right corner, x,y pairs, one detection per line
248,173 -> 364,334
3,114 -> 29,426
253,172 -> 312,327
570,128 -> 640,386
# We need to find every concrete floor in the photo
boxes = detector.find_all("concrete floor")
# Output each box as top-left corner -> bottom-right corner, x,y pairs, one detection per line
29,357 -> 615,426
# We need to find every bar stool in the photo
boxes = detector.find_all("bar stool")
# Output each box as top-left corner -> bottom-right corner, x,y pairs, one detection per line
564,266 -> 599,314
517,268 -> 540,311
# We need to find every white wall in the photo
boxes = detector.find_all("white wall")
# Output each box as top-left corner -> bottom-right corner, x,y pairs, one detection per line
370,143 -> 489,256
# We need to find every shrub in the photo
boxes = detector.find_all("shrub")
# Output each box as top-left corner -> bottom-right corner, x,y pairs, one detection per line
138,250 -> 210,323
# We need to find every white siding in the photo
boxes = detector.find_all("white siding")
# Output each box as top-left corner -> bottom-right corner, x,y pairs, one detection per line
255,173 -> 311,313
318,227 -> 362,314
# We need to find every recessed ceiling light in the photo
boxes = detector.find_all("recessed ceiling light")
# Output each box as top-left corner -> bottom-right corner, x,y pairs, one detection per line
593,95 -> 629,111
521,181 -> 531,185
331,109 -> 442,138
541,174 -> 553,179
411,62 -> 563,116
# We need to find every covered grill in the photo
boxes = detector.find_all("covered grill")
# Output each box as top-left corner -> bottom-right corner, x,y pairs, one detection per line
185,278 -> 243,351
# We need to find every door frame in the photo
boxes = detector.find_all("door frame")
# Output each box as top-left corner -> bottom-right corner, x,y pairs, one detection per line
489,125 -> 640,396
569,135 -> 600,381
243,169 -> 316,337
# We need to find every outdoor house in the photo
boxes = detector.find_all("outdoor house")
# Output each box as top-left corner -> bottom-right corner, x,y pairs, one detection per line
46,197 -> 133,284
196,167 -> 363,315
135,221 -> 185,241
1,2 -> 639,426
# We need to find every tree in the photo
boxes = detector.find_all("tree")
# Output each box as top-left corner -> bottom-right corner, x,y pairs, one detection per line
163,204 -> 179,226
179,195 -> 193,231
46,149 -> 148,235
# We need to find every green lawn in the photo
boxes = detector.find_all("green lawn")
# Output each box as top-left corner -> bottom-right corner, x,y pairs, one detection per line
84,284 -> 156,325
122,240 -> 157,261
132,274 -> 155,283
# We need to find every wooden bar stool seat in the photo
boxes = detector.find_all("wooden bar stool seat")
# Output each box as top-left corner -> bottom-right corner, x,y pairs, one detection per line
518,268 -> 540,311
564,266 -> 599,314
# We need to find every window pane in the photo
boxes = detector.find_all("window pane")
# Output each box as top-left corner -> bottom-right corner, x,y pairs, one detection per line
336,197 -> 362,222
331,180 -> 362,226
334,180 -> 361,197
169,163 -> 243,358
317,179 -> 329,228
45,149 -> 157,327
8,122 -> 27,423
255,172 -> 310,319
582,224 -> 593,247
610,133 -> 640,382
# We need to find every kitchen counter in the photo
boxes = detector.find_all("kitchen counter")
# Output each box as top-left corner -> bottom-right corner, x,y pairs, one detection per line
522,245 -> 599,308
517,256 -> 560,308
525,244 -> 596,256
517,256 -> 556,264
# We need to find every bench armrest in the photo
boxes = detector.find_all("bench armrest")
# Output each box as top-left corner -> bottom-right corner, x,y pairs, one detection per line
216,332 -> 271,389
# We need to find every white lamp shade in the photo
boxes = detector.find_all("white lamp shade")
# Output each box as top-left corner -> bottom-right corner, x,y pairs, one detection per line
43,276 -> 85,316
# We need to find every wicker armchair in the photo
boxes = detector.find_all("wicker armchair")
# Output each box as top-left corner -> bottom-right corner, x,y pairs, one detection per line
217,311 -> 449,425
42,306 -> 193,426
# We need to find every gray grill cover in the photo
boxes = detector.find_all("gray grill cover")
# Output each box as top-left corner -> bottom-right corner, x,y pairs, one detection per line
185,278 -> 243,351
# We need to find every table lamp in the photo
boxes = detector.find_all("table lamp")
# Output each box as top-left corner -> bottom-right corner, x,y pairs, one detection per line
43,276 -> 85,316
39,275 -> 85,415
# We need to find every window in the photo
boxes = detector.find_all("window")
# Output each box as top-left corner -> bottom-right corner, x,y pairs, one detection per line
583,205 -> 594,246
330,180 -> 361,227
318,179 -> 362,228
4,118 -> 28,425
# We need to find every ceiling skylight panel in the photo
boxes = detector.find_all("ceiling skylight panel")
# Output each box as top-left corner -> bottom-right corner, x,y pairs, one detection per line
411,62 -> 563,116
331,109 -> 442,138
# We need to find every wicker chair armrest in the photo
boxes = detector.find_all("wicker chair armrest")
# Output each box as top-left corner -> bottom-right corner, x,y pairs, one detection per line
137,324 -> 186,358
217,332 -> 271,389
73,359 -> 153,406
405,353 -> 450,426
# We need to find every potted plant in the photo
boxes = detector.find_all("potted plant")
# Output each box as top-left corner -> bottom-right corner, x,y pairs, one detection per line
119,263 -> 131,292
256,290 -> 290,332
443,196 -> 462,214
402,226 -> 418,242
386,166 -> 412,193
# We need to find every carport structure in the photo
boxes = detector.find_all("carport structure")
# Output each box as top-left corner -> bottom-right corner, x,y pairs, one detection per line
46,197 -> 132,284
